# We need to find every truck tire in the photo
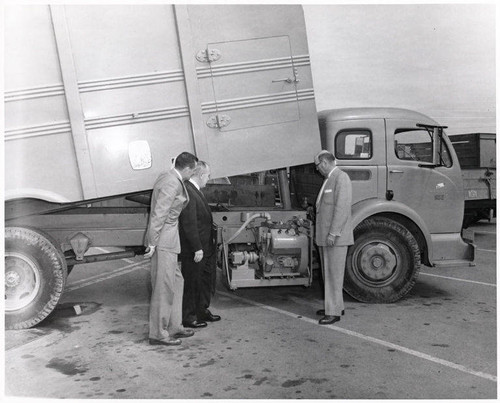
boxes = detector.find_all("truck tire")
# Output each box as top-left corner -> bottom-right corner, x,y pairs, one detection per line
344,217 -> 420,303
5,227 -> 67,329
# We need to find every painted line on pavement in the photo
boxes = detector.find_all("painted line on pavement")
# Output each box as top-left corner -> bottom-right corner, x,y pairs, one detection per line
218,291 -> 497,383
476,248 -> 496,253
5,330 -> 66,353
64,256 -> 495,382
419,272 -> 496,287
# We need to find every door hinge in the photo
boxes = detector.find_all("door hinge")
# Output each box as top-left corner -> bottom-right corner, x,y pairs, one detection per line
207,114 -> 231,129
196,48 -> 221,63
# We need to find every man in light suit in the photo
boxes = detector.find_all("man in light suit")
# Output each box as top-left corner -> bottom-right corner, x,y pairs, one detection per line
314,150 -> 354,325
144,151 -> 198,346
179,161 -> 221,329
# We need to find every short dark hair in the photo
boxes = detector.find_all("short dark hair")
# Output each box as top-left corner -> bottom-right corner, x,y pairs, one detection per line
175,152 -> 198,170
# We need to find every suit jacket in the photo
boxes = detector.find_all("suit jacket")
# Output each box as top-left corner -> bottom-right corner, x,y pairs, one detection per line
315,168 -> 354,247
179,181 -> 216,257
145,169 -> 189,253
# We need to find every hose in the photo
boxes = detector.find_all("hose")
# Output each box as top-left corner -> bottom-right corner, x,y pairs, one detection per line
225,212 -> 271,244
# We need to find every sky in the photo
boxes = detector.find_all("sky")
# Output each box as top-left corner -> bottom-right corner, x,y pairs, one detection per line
303,3 -> 496,135
1,1 -> 497,138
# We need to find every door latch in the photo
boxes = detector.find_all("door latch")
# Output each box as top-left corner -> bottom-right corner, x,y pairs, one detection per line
272,67 -> 299,83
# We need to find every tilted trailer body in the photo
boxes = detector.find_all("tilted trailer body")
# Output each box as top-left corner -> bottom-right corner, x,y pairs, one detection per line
4,5 -> 320,329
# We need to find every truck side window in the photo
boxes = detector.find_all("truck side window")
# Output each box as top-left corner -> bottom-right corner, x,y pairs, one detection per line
335,130 -> 372,159
394,129 -> 452,167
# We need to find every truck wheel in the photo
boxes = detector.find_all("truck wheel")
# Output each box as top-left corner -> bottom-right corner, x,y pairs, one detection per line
344,217 -> 420,303
5,227 -> 67,329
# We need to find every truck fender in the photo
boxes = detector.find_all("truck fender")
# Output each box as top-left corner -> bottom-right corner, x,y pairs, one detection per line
351,198 -> 434,263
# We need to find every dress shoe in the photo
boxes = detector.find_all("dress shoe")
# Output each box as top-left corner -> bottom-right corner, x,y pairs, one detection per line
172,328 -> 195,338
198,310 -> 221,322
319,315 -> 341,325
316,309 -> 344,316
182,320 -> 207,329
149,337 -> 182,346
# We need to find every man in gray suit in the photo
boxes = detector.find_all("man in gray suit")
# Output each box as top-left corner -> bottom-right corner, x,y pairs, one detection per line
314,150 -> 354,325
144,151 -> 198,346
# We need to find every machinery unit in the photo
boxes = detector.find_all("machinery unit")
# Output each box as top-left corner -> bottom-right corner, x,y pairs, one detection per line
217,212 -> 313,289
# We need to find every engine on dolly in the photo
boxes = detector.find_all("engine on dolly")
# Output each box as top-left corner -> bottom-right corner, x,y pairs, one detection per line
219,213 -> 313,289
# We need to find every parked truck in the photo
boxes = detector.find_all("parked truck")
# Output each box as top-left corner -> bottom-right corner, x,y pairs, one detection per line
290,108 -> 475,302
4,5 -> 475,330
448,133 -> 496,227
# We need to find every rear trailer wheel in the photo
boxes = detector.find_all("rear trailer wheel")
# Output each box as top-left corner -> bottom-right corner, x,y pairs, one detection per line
5,227 -> 67,329
344,217 -> 421,303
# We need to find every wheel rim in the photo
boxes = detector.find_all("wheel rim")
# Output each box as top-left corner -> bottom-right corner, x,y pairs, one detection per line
5,252 -> 41,311
352,240 -> 400,287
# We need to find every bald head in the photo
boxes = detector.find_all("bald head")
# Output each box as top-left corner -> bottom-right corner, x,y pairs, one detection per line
314,150 -> 336,178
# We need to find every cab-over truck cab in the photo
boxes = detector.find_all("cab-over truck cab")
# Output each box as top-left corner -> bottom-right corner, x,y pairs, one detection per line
292,107 -> 475,302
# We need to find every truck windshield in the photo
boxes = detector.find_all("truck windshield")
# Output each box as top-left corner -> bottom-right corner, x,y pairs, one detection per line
394,128 -> 452,167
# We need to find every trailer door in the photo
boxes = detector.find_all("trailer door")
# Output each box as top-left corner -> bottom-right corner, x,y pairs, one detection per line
204,35 -> 299,132
180,5 -> 320,179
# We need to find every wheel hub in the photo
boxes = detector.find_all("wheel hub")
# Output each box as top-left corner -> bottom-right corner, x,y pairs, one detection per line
4,252 -> 41,311
5,270 -> 21,288
358,243 -> 397,282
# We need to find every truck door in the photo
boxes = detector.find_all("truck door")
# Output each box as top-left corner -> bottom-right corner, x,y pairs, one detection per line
385,119 -> 464,234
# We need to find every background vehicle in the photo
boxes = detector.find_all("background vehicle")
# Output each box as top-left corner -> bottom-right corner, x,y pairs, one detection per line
448,133 -> 496,227
4,5 -> 474,329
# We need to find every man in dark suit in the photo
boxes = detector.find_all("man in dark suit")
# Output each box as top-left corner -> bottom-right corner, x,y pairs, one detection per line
144,151 -> 198,346
314,150 -> 354,325
179,161 -> 221,328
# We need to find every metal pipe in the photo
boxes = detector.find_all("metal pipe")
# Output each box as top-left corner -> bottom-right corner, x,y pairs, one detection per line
66,250 -> 139,266
225,212 -> 270,245
277,168 -> 292,209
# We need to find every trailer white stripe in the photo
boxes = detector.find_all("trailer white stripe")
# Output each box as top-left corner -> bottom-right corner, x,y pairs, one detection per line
219,291 -> 497,383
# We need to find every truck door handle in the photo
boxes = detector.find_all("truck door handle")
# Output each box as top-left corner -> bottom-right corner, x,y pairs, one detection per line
390,169 -> 404,173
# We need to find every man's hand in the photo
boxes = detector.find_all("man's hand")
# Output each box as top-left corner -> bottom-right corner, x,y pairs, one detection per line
194,249 -> 204,263
143,245 -> 156,259
326,234 -> 337,247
